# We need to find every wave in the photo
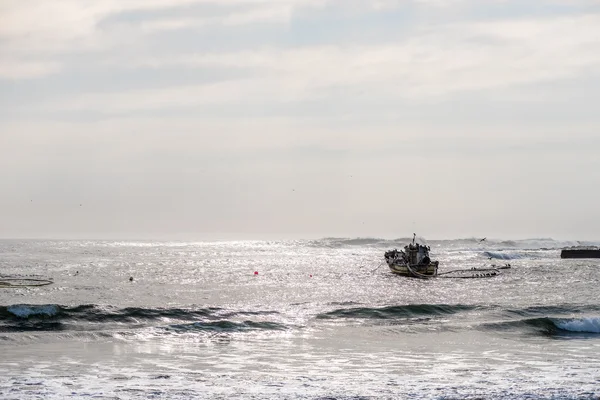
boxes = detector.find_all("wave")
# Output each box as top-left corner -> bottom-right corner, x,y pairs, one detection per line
311,237 -> 399,248
482,316 -> 600,336
0,304 -> 282,333
1,304 -> 221,321
5,303 -> 598,338
503,304 -> 600,317
317,304 -> 477,320
165,320 -> 287,333
310,237 -> 600,251
483,251 -> 528,260
6,304 -> 60,318
552,317 -> 600,333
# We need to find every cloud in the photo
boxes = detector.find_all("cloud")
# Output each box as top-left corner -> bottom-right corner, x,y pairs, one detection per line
3,0 -> 600,86
2,0 -> 600,240
0,0 -> 321,80
0,59 -> 61,80
18,11 -> 594,115
0,1 -> 326,52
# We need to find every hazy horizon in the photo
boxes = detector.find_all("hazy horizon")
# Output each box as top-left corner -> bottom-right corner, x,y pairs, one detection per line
0,233 -> 595,243
2,1 -> 600,241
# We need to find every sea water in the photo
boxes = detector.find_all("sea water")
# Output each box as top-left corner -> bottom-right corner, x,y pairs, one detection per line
1,238 -> 599,399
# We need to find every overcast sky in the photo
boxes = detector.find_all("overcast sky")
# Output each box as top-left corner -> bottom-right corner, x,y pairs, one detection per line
1,0 -> 600,240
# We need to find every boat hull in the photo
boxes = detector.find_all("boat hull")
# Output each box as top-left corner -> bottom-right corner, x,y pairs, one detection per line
388,261 -> 439,277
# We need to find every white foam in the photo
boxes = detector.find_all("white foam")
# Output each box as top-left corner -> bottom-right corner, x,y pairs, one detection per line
553,317 -> 600,333
483,251 -> 525,260
8,304 -> 60,318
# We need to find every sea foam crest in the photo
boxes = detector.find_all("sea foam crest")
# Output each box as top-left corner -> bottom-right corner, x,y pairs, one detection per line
7,304 -> 60,318
552,317 -> 600,333
483,251 -> 526,260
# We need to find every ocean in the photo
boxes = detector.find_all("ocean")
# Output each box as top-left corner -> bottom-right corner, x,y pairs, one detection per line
1,237 -> 599,399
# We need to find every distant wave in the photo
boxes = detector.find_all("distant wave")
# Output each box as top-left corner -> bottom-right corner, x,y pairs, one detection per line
311,237 -> 400,248
309,237 -> 599,251
483,251 -> 527,260
317,304 -> 477,320
0,304 -> 282,333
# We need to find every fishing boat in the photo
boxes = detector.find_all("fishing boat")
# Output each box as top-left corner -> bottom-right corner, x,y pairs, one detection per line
384,234 -> 439,277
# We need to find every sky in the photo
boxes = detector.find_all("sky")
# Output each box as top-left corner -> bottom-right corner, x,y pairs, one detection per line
1,0 -> 600,241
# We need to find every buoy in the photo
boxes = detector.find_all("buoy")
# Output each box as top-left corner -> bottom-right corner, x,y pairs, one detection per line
309,274 -> 312,278
129,276 -> 133,282
254,271 -> 258,275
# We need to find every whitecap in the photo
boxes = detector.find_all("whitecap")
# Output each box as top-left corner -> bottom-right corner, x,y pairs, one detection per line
483,251 -> 526,260
552,317 -> 600,333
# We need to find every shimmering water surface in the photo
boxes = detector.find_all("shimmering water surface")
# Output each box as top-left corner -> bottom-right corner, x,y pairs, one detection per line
1,238 -> 599,399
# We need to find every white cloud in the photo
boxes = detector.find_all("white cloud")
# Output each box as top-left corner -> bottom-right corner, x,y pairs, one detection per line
0,0 -> 324,79
2,0 -> 600,239
31,12 -> 598,113
4,0 -> 600,84
134,3 -> 295,33
0,59 -> 61,80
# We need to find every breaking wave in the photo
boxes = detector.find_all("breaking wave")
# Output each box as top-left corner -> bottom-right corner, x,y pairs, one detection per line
503,304 -> 600,317
4,303 -> 599,338
482,316 -> 600,336
553,317 -> 600,333
6,304 -> 60,318
483,251 -> 528,260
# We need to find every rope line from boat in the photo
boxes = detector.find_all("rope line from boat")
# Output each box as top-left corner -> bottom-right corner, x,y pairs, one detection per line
405,264 -> 436,279
436,267 -> 501,279
401,264 -> 510,279
0,278 -> 54,288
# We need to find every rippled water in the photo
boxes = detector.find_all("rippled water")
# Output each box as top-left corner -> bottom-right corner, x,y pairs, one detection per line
1,238 -> 599,399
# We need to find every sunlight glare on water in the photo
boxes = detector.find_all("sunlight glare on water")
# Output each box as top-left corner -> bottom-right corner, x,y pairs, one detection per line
1,238 -> 599,399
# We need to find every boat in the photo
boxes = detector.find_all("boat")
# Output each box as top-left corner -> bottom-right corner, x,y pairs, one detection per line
384,234 -> 439,277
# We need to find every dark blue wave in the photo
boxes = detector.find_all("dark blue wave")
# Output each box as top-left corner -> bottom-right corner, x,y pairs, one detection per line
481,316 -> 600,337
317,304 -> 478,320
0,304 -> 282,333
502,304 -> 600,317
165,320 -> 287,333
